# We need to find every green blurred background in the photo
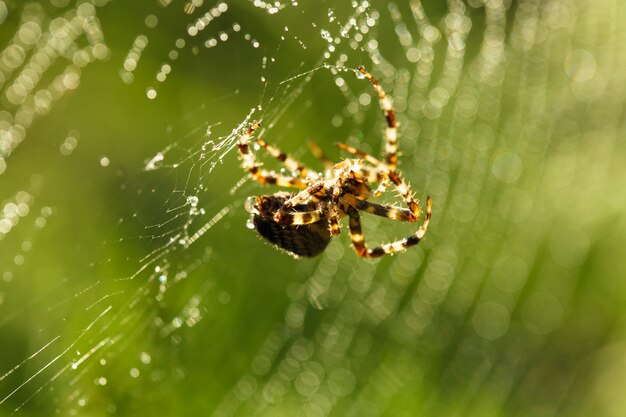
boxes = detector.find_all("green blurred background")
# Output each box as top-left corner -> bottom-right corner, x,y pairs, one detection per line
1,0 -> 626,416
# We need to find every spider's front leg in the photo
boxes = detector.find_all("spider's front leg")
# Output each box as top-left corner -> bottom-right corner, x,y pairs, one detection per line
273,182 -> 325,224
237,121 -> 308,189
273,181 -> 342,236
357,66 -> 398,171
307,140 -> 333,172
255,137 -> 319,181
268,208 -> 323,226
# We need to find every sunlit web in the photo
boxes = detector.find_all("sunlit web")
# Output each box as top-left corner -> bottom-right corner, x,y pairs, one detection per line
1,0 -> 626,416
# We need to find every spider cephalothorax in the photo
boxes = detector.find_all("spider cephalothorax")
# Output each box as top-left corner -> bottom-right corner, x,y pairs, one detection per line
238,66 -> 432,258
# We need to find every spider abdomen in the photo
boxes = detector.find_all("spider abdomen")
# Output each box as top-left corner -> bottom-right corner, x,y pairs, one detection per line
253,215 -> 330,257
248,193 -> 331,257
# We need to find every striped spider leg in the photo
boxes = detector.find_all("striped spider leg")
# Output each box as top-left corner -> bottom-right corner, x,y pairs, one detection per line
347,198 -> 431,258
236,121 -> 310,189
357,65 -> 399,171
336,142 -> 432,257
237,121 -> 323,226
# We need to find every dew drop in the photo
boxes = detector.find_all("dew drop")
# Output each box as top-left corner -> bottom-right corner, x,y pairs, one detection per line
187,195 -> 199,207
99,156 -> 110,167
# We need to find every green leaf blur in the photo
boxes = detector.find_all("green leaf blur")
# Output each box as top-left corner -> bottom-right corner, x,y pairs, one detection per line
1,1 -> 625,416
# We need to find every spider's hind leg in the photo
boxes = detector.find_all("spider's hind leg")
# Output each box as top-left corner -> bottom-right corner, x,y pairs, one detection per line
356,200 -> 417,222
348,198 -> 431,258
337,142 -> 424,220
336,142 -> 391,196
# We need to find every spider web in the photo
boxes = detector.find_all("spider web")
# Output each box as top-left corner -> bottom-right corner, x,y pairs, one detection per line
1,0 -> 626,416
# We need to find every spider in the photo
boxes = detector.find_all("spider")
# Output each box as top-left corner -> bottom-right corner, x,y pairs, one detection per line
237,66 -> 431,258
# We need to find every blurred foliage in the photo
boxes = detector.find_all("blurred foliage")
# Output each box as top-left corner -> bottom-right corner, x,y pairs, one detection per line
1,0 -> 626,416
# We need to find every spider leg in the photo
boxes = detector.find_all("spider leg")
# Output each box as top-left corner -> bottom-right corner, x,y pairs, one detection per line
336,142 -> 391,196
359,166 -> 384,183
337,142 -> 423,218
270,209 -> 323,225
357,66 -> 398,171
256,137 -> 319,180
360,167 -> 390,197
356,200 -> 416,222
273,182 -> 326,224
336,142 -> 385,167
331,142 -> 382,182
237,122 -> 308,189
307,140 -> 333,171
309,140 -> 381,194
273,187 -> 339,234
328,215 -> 341,236
348,198 -> 431,258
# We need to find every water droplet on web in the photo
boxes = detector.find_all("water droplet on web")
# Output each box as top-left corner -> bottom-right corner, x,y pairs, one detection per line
244,196 -> 257,213
140,352 -> 152,364
146,88 -> 157,99
187,195 -> 199,207
246,218 -> 255,230
144,14 -> 158,28
320,29 -> 332,42
99,156 -> 110,167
